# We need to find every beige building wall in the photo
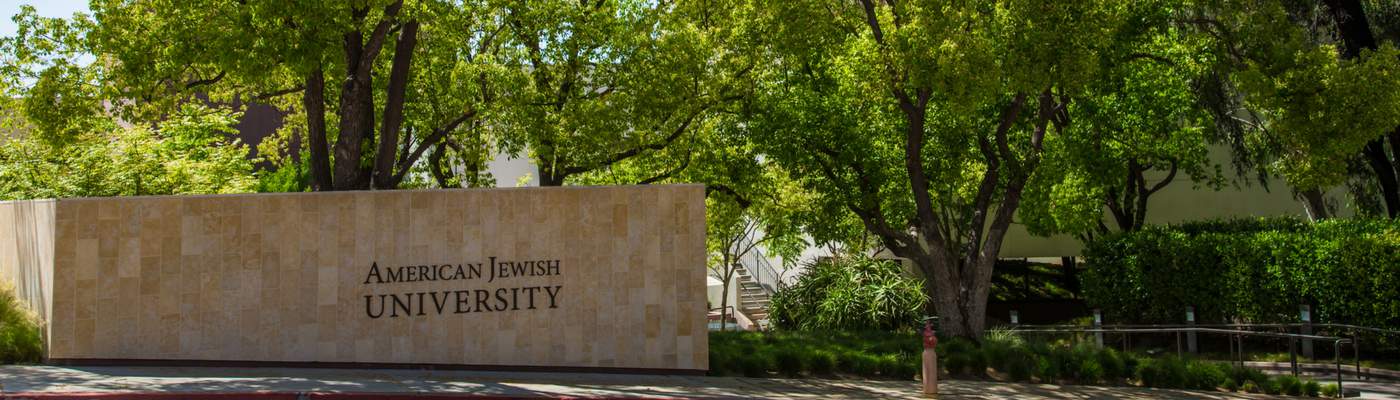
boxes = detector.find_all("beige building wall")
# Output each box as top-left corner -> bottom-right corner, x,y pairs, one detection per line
1001,148 -> 1332,258
0,199 -> 56,339
25,186 -> 706,372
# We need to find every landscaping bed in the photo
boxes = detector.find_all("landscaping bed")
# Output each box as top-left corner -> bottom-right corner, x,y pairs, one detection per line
709,329 -> 1339,397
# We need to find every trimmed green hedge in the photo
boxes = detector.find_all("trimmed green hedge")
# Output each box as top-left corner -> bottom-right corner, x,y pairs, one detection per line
1083,217 -> 1400,328
709,329 -> 1319,396
710,330 -> 921,379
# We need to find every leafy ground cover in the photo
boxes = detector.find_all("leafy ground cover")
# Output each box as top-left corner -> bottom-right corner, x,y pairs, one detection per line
0,283 -> 42,364
709,329 -> 1334,396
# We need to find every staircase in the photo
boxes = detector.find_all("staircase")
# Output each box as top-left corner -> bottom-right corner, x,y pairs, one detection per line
734,264 -> 772,323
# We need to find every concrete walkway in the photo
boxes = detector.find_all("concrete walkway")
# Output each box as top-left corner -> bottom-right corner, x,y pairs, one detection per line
0,365 -> 1302,399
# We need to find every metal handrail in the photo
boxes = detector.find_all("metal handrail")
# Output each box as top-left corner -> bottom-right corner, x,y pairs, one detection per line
1014,322 -> 1400,336
1013,326 -> 1343,340
1009,325 -> 1363,397
733,233 -> 784,296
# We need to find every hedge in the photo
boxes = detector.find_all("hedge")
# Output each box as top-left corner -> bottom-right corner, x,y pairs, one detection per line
1082,217 -> 1400,328
709,329 -> 1321,396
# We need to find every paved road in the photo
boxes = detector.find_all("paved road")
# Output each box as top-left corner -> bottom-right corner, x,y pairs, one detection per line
0,365 -> 1370,399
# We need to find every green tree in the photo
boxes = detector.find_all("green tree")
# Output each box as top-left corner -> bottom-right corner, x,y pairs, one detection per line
0,103 -> 257,199
702,165 -> 810,331
1022,3 -> 1227,237
1183,0 -> 1400,218
0,6 -> 257,199
495,0 -> 752,186
744,0 -> 1125,337
25,0 -> 515,191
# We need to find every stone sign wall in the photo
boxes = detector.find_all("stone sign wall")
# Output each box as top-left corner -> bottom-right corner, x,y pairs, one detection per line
3,186 -> 707,372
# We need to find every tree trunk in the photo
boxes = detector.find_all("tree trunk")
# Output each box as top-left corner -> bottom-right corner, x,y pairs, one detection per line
372,21 -> 420,189
1362,141 -> 1400,217
1301,188 -> 1331,220
539,169 -> 566,187
720,266 -> 733,332
304,67 -> 334,191
917,253 -> 991,339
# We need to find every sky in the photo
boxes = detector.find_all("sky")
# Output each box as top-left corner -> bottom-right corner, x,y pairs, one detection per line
0,0 -> 90,38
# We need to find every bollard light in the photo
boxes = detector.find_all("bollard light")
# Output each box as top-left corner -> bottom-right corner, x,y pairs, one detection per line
1010,310 -> 1020,325
1300,304 -> 1311,322
1186,306 -> 1195,323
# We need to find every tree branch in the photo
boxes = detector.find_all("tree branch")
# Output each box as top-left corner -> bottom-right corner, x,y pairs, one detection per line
391,110 -> 478,185
183,71 -> 226,90
357,0 -> 405,77
252,85 -> 305,101
705,185 -> 753,209
556,105 -> 708,179
638,151 -> 693,185
857,0 -> 886,44
1145,159 -> 1179,195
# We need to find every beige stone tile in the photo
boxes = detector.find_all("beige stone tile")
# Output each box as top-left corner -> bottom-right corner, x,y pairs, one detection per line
40,187 -> 705,371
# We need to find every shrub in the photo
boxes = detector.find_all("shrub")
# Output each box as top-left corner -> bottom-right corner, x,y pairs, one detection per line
0,284 -> 43,364
1260,377 -> 1282,395
1096,348 -> 1127,381
773,347 -> 804,377
1227,364 -> 1271,388
1276,375 -> 1302,396
768,257 -> 926,332
708,350 -> 733,376
1121,352 -> 1140,378
944,351 -> 974,376
1303,380 -> 1321,397
806,350 -> 837,376
939,337 -> 979,376
1184,362 -> 1227,390
1260,377 -> 1282,397
1037,355 -> 1062,382
850,353 -> 881,377
1049,348 -> 1079,381
739,352 -> 771,377
982,340 -> 1013,372
1083,217 -> 1400,328
1242,380 -> 1260,393
1138,357 -> 1188,388
1321,383 -> 1339,397
705,329 -> 1280,391
1004,347 -> 1036,382
835,350 -> 865,374
889,353 -> 920,379
1077,358 -> 1105,383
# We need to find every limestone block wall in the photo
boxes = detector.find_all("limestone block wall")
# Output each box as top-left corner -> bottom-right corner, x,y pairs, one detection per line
22,186 -> 707,372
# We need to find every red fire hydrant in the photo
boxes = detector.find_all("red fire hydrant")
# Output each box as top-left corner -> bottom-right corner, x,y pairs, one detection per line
922,321 -> 938,397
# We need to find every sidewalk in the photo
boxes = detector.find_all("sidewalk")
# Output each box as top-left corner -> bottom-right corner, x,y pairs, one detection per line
0,365 -> 1299,399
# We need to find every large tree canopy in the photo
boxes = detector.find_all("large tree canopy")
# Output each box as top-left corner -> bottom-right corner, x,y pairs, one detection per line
743,0 -> 1126,337
4,0 -> 745,192
495,0 -> 753,187
77,0 -> 514,191
4,0 -> 1400,339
